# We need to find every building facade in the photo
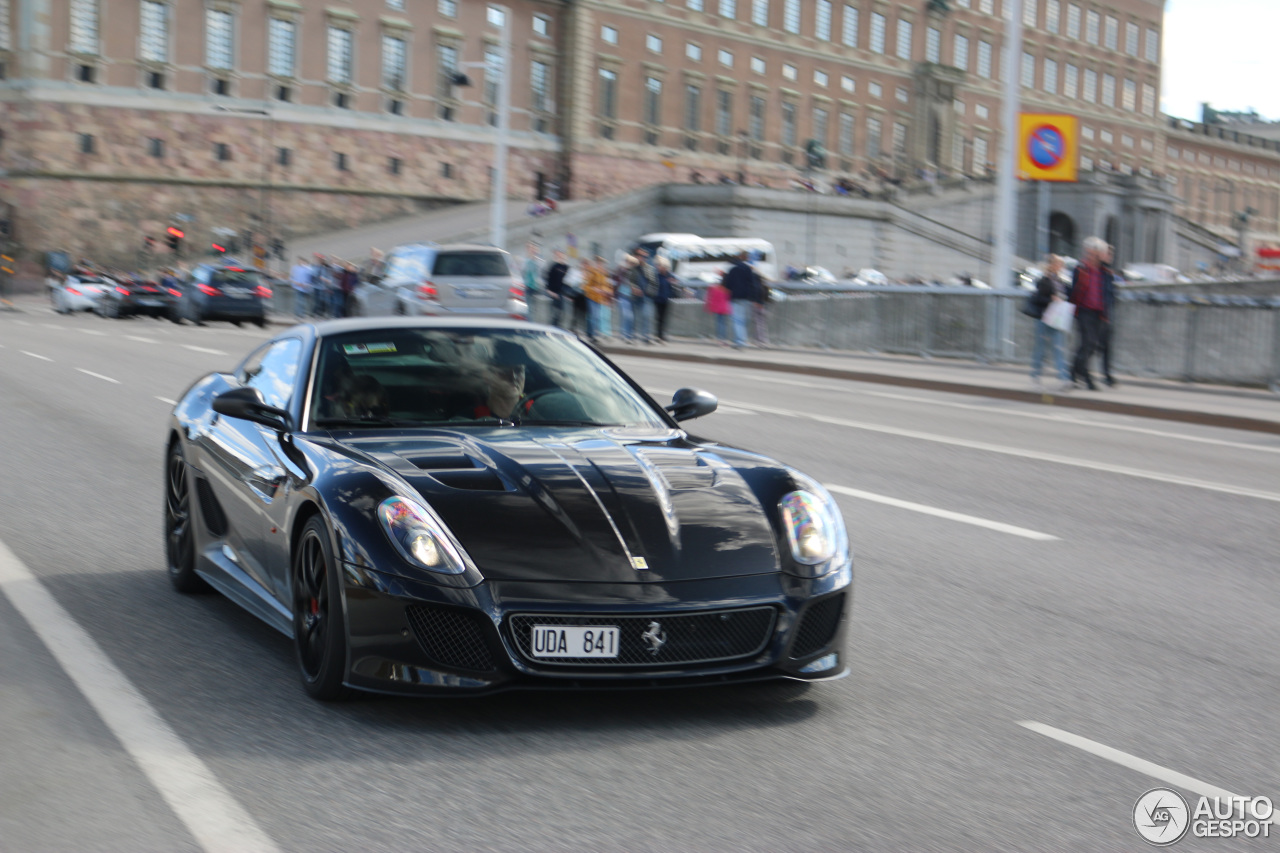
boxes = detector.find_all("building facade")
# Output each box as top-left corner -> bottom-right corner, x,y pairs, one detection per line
0,0 -> 1277,274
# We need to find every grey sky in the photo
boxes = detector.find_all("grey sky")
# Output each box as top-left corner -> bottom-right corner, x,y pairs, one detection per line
1161,0 -> 1279,121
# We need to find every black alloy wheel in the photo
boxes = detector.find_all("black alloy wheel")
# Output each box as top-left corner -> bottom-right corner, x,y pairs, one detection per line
165,443 -> 208,593
292,516 -> 352,701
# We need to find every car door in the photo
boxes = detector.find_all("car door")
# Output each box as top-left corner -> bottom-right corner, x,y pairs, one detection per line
197,338 -> 304,601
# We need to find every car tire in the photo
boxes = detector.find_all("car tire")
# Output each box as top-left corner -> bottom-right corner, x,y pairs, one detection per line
292,516 -> 353,701
165,442 -> 210,594
254,316 -> 267,328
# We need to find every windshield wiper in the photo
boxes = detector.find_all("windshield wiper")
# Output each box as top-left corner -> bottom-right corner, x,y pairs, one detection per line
513,419 -> 607,427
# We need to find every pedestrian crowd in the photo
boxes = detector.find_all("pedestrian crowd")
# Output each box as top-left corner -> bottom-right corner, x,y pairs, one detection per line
288,248 -> 386,319
525,242 -> 772,348
1026,235 -> 1118,392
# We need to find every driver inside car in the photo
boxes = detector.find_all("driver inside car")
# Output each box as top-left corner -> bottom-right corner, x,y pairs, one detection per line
472,363 -> 526,420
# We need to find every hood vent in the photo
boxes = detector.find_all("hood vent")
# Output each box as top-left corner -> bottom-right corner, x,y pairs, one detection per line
402,452 -> 474,471
428,468 -> 507,491
396,447 -> 508,491
633,448 -> 718,491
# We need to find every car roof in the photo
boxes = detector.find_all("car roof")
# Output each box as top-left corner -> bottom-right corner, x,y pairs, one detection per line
295,316 -> 565,338
392,242 -> 508,255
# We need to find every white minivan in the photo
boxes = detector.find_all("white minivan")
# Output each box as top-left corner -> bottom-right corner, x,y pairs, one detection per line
353,243 -> 529,319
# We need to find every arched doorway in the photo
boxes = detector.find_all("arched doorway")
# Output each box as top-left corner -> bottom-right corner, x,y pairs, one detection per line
1048,212 -> 1076,257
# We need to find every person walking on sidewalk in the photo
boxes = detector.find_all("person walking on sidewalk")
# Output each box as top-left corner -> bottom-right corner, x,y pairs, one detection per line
544,250 -> 569,327
584,256 -> 613,341
748,261 -> 771,347
1028,254 -> 1071,389
1068,236 -> 1113,391
722,252 -> 755,348
652,257 -> 678,342
632,249 -> 659,343
289,256 -> 313,318
1098,243 -> 1120,388
522,243 -> 542,298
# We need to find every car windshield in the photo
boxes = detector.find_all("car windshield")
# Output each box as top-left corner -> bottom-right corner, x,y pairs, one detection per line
432,252 -> 511,277
385,247 -> 435,282
312,328 -> 667,429
212,270 -> 261,287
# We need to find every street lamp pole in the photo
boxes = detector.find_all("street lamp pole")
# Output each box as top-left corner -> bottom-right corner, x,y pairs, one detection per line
489,5 -> 511,251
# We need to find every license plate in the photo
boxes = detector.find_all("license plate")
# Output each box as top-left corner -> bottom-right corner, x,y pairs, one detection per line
455,287 -> 492,299
137,299 -> 162,307
224,288 -> 249,298
530,625 -> 619,658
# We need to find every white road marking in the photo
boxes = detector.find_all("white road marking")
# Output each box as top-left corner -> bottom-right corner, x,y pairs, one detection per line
182,345 -> 226,355
1019,721 -> 1277,823
0,537 -> 282,853
81,329 -> 107,336
155,396 -> 178,406
825,485 -> 1059,540
14,320 -> 30,326
728,399 -> 1280,504
40,323 -> 63,330
20,350 -> 52,361
76,368 -> 120,384
126,335 -> 158,344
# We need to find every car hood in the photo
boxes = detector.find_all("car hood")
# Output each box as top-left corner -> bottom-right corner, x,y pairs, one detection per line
340,429 -> 781,584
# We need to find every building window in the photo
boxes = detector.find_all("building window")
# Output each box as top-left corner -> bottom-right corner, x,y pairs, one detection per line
1101,72 -> 1115,107
145,70 -> 164,89
531,60 -> 550,129
684,84 -> 701,132
213,142 -> 230,161
483,46 -> 501,126
486,5 -> 505,27
441,162 -> 453,178
78,133 -> 95,153
1104,15 -> 1118,50
842,5 -> 858,47
206,9 -> 234,69
841,75 -> 854,92
211,77 -> 230,95
723,49 -> 737,68
720,0 -> 736,18
1085,9 -> 1099,45
382,35 -> 406,91
812,106 -> 828,147
387,0 -> 404,9
533,14 -> 550,37
1142,82 -> 1156,117
437,43 -> 458,112
1023,0 -> 1037,28
973,136 -> 988,172
268,18 -> 296,78
335,152 -> 348,171
749,95 -> 765,141
715,88 -> 732,135
598,68 -> 617,121
1099,129 -> 1112,144
686,42 -> 702,61
979,0 -> 993,13
780,101 -> 796,147
1122,77 -> 1136,111
925,27 -> 940,63
782,63 -> 797,81
953,133 -> 964,171
1082,68 -> 1096,102
601,25 -> 617,45
838,112 -> 854,155
646,34 -> 662,54
895,86 -> 908,103
69,0 -> 99,54
751,0 -> 768,27
816,0 -> 832,40
953,34 -> 969,71
1043,57 -> 1057,93
976,41 -> 992,78
783,0 -> 800,33
869,12 -> 885,53
139,1 -> 168,63
1045,0 -> 1060,34
1066,3 -> 1081,39
277,147 -> 291,167
1063,63 -> 1078,98
438,0 -> 456,15
1125,21 -> 1138,56
276,85 -> 292,102
892,122 -> 906,156
1145,28 -> 1159,63
896,19 -> 912,60
687,0 -> 703,10
954,98 -> 964,114
1021,52 -> 1034,87
866,117 -> 881,159
644,76 -> 662,126
327,26 -> 352,84
814,69 -> 828,87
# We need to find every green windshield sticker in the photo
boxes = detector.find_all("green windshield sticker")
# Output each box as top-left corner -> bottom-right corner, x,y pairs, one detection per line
342,342 -> 397,355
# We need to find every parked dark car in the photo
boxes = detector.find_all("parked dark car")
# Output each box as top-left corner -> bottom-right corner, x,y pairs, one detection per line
164,318 -> 853,700
169,261 -> 271,326
95,275 -> 177,319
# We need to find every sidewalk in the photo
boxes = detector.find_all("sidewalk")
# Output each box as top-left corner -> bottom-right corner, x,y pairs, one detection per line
597,338 -> 1280,436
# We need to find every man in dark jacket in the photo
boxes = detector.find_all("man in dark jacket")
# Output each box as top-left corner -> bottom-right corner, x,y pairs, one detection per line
1068,236 -> 1114,390
544,250 -> 569,327
721,252 -> 755,347
1098,243 -> 1119,387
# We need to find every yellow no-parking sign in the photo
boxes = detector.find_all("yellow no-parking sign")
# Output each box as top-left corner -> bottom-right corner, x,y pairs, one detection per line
1018,114 -> 1079,182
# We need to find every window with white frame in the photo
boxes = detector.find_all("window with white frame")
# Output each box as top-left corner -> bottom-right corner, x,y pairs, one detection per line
812,106 -> 828,146
644,76 -> 662,125
840,75 -> 854,92
749,95 -> 765,140
720,0 -> 736,18
723,49 -> 738,68
646,34 -> 662,53
1104,15 -> 1117,50
976,40 -> 992,78
1023,0 -> 1036,28
781,101 -> 796,146
268,18 -> 296,77
382,34 -> 406,90
684,83 -> 701,131
975,103 -> 988,119
838,111 -> 854,155
438,0 -> 456,16
1142,82 -> 1155,116
715,88 -> 732,134
814,69 -> 828,86
386,0 -> 404,10
892,122 -> 906,155
686,42 -> 702,60
1082,68 -> 1096,102
1043,57 -> 1057,93
326,26 -> 352,83
896,19 -> 912,60
782,63 -> 797,81
483,46 -> 501,121
816,0 -> 831,40
530,60 -> 550,114
598,68 -> 617,119
752,0 -> 768,26
973,135 -> 988,171
206,9 -> 234,69
1124,21 -> 1138,56
486,6 -> 505,27
436,43 -> 458,102
783,0 -> 799,33
0,0 -> 9,51
1121,134 -> 1132,148
687,0 -> 703,10
1021,52 -> 1034,87
953,133 -> 964,170
1100,72 -> 1114,107
979,0 -> 993,14
139,1 -> 168,62
1063,63 -> 1078,98
953,33 -> 969,70
1121,77 -> 1135,111
953,98 -> 964,114
601,25 -> 618,44
866,116 -> 881,158
533,14 -> 550,37
926,27 -> 940,63
1045,0 -> 1059,33
1066,3 -> 1080,38
895,86 -> 908,103
869,12 -> 885,53
842,5 -> 858,47
1145,27 -> 1158,62
1099,129 -> 1112,144
1085,10 -> 1099,44
868,80 -> 881,98
70,0 -> 99,53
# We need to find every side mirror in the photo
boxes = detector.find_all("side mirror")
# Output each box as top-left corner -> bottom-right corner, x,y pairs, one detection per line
665,387 -> 718,422
212,386 -> 292,432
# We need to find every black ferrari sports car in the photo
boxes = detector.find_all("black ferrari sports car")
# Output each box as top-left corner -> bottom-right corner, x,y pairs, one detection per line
165,318 -> 852,699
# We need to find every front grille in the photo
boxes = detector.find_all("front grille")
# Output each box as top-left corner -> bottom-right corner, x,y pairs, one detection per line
509,607 -> 777,667
789,594 -> 846,659
405,605 -> 498,672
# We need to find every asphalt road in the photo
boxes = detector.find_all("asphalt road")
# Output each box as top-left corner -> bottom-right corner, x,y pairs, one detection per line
1,305 -> 1277,852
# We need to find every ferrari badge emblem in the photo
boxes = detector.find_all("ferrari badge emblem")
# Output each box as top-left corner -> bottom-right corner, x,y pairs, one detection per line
641,621 -> 667,655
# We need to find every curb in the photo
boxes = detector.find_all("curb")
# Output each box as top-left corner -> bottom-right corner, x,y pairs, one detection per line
598,345 -> 1280,436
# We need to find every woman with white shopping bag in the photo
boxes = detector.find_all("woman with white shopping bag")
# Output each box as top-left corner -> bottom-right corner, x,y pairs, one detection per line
1027,255 -> 1074,390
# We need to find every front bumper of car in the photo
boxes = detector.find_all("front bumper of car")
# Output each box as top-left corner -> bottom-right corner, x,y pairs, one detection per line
338,564 -> 852,696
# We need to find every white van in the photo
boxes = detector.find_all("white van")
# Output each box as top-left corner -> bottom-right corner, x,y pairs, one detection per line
634,233 -> 778,284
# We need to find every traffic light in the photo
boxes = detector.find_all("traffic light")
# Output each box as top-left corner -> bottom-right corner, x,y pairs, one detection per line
166,226 -> 185,254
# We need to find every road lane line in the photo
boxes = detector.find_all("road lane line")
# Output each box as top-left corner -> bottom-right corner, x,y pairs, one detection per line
0,537 -> 282,853
728,400 -> 1280,504
182,345 -> 226,355
1019,721 -> 1277,823
156,396 -> 178,406
825,485 -> 1059,540
20,350 -> 52,361
76,368 -> 120,384
126,335 -> 159,344
81,328 -> 107,336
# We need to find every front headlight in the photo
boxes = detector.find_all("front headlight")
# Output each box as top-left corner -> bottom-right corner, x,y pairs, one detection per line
377,496 -> 469,575
780,490 -> 837,565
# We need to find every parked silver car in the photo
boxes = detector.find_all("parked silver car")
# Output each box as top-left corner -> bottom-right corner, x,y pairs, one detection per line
353,242 -> 528,319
